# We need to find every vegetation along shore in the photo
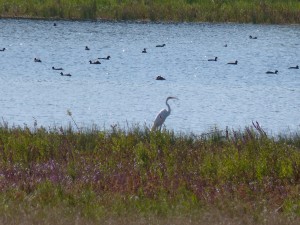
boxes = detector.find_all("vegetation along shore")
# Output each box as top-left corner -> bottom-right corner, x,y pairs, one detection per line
0,0 -> 299,24
0,121 -> 300,224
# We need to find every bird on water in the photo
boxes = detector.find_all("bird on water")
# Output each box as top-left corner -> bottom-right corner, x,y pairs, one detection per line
266,70 -> 278,74
288,65 -> 299,69
52,66 -> 63,70
98,56 -> 111,60
60,72 -> 71,77
151,97 -> 178,131
89,60 -> 101,64
208,57 -> 218,61
156,75 -> 166,80
249,35 -> 257,39
227,60 -> 238,65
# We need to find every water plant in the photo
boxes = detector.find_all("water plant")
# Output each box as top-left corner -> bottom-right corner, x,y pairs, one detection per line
0,121 -> 299,224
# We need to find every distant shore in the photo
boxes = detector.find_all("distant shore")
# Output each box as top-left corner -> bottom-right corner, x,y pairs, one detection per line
0,0 -> 299,24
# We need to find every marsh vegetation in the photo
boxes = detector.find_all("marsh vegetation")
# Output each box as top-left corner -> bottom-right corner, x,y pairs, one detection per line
0,121 -> 299,224
0,0 -> 299,23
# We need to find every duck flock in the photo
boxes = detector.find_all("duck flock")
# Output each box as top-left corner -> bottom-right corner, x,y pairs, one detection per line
205,35 -> 298,75
31,43 -> 111,76
0,23 -> 298,80
0,25 -> 170,80
0,20 -> 299,132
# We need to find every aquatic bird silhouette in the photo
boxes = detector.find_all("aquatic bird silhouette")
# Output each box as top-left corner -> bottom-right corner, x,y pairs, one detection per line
208,57 -> 218,61
89,60 -> 101,64
34,58 -> 42,62
249,35 -> 258,39
151,96 -> 178,131
98,56 -> 111,60
156,44 -> 166,47
52,66 -> 63,70
156,75 -> 166,80
85,46 -> 90,50
227,60 -> 238,65
142,48 -> 147,53
266,70 -> 278,74
60,72 -> 71,77
288,65 -> 299,69
0,48 -> 5,51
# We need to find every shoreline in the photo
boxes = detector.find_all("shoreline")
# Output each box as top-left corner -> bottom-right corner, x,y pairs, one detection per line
1,15 -> 300,26
0,0 -> 299,24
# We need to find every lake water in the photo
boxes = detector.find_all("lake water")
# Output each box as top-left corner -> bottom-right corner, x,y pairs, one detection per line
0,19 -> 299,134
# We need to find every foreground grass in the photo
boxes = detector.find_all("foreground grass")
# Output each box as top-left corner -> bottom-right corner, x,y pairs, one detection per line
0,0 -> 299,24
0,122 -> 300,224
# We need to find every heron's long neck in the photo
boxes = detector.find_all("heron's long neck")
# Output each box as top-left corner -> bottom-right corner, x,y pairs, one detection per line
166,100 -> 171,114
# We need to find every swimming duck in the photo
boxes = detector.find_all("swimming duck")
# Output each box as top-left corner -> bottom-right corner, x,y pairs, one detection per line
60,72 -> 72,77
34,58 -> 42,62
89,60 -> 101,64
288,65 -> 299,69
142,48 -> 147,53
156,75 -> 166,80
208,57 -> 218,61
266,70 -> 278,74
0,48 -> 5,51
249,35 -> 257,39
227,60 -> 238,65
156,44 -> 166,47
98,56 -> 110,60
85,46 -> 90,50
52,66 -> 63,70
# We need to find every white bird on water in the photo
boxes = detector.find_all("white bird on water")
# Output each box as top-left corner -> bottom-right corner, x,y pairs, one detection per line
151,96 -> 178,131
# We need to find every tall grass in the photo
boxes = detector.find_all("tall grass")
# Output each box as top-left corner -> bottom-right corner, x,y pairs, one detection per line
0,0 -> 299,23
0,121 -> 300,224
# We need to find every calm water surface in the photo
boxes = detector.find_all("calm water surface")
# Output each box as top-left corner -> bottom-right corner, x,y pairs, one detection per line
0,19 -> 299,134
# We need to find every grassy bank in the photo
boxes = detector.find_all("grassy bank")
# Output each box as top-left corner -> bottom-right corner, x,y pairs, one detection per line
0,0 -> 299,24
0,121 -> 300,224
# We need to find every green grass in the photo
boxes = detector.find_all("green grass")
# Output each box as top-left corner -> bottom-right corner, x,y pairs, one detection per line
0,0 -> 299,23
0,121 -> 300,224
